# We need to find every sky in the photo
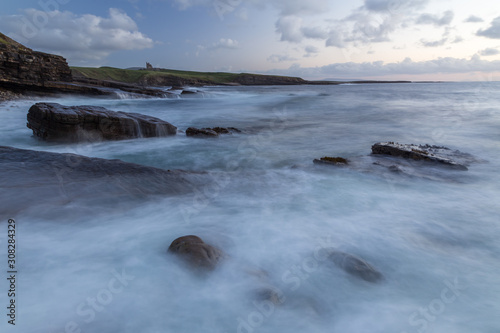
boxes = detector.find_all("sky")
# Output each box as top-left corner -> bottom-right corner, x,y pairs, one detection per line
1,0 -> 500,80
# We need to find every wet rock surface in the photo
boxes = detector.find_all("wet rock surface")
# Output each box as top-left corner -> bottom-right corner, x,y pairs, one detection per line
168,235 -> 225,271
313,156 -> 349,166
0,146 -> 203,216
327,249 -> 383,283
371,142 -> 473,170
186,127 -> 241,137
27,102 -> 177,142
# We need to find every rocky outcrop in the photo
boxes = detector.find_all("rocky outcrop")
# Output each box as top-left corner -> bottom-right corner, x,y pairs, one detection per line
168,235 -> 225,271
372,142 -> 470,170
313,156 -> 349,166
186,127 -> 240,137
327,250 -> 383,283
0,146 -> 205,216
27,102 -> 177,142
0,32 -> 72,91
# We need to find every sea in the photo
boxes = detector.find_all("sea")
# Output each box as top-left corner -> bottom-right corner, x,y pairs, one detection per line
0,82 -> 499,333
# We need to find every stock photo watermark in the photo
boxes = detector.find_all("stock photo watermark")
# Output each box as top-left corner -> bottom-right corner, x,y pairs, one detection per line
236,236 -> 335,333
180,106 -> 289,225
8,0 -> 71,44
401,277 -> 467,333
57,268 -> 135,333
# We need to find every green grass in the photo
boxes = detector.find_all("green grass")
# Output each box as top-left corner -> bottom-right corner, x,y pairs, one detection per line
71,67 -> 148,83
71,66 -> 242,85
70,66 -> 303,86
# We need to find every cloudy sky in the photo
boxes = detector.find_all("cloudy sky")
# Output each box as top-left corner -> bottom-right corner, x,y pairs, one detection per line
1,0 -> 500,80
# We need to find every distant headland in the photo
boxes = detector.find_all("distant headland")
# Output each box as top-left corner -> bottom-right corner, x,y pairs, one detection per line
1,31 -> 412,101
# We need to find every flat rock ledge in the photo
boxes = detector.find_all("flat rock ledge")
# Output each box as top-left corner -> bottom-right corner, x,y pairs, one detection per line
27,102 -> 177,142
371,142 -> 469,170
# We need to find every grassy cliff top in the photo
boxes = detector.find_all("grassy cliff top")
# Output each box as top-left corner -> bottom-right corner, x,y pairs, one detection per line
71,66 -> 306,86
71,66 -> 239,84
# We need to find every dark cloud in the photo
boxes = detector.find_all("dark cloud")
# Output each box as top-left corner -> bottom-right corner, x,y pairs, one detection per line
420,38 -> 448,47
479,48 -> 500,56
363,0 -> 427,13
477,17 -> 500,39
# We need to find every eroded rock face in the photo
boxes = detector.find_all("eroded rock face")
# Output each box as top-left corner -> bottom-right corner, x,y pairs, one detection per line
27,102 -> 177,142
371,142 -> 470,170
0,33 -> 72,88
168,235 -> 225,271
327,250 -> 383,283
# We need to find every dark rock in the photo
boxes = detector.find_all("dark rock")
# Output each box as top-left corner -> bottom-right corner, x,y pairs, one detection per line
1,32 -> 72,90
371,142 -> 469,170
27,102 -> 177,142
313,156 -> 349,166
186,127 -> 219,137
186,127 -> 241,137
327,249 -> 383,283
168,235 -> 225,271
0,146 -> 203,216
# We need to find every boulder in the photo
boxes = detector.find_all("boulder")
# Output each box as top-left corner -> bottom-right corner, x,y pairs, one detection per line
371,142 -> 469,170
313,156 -> 349,166
27,102 -> 177,142
168,235 -> 225,271
327,249 -> 383,283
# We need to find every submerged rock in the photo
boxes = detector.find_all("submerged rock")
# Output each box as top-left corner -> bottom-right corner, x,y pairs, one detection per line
186,127 -> 241,137
27,102 -> 177,142
168,235 -> 225,271
371,142 -> 469,170
186,127 -> 219,137
327,249 -> 383,283
313,156 -> 349,166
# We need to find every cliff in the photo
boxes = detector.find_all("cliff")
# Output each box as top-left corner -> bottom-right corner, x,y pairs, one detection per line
0,32 -> 72,93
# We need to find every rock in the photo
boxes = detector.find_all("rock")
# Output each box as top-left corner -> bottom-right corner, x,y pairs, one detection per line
1,32 -> 72,90
313,156 -> 349,166
327,250 -> 383,283
27,102 -> 177,142
186,127 -> 219,137
168,235 -> 225,271
0,146 -> 203,217
186,127 -> 241,137
371,142 -> 469,170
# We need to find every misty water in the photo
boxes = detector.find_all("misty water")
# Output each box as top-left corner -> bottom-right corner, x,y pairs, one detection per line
1,82 -> 499,333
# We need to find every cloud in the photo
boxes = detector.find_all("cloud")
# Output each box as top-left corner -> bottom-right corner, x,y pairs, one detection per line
363,0 -> 427,13
0,8 -> 153,63
420,38 -> 448,47
275,16 -> 303,43
479,48 -> 500,56
266,56 -> 500,78
464,15 -> 484,23
209,38 -> 239,49
267,54 -> 298,63
304,45 -> 319,57
416,10 -> 454,26
477,17 -> 500,39
301,26 -> 328,40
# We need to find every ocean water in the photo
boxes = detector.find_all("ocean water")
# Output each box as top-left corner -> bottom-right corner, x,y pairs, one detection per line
1,82 -> 499,333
